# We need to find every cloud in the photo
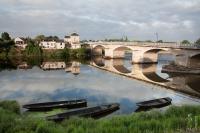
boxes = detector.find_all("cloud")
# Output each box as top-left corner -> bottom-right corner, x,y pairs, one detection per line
0,0 -> 199,41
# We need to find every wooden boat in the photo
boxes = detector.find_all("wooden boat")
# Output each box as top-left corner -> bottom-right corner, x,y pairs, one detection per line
47,103 -> 120,122
135,97 -> 172,112
23,99 -> 87,111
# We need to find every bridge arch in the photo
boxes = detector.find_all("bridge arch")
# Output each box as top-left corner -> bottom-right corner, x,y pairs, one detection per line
92,45 -> 105,56
113,46 -> 133,59
143,48 -> 168,63
188,53 -> 200,68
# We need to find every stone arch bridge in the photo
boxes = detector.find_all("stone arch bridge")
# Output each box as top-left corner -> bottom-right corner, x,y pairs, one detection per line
89,42 -> 200,67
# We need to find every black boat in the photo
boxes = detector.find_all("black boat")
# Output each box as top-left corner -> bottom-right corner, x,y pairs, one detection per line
23,99 -> 87,111
135,97 -> 172,112
47,103 -> 120,122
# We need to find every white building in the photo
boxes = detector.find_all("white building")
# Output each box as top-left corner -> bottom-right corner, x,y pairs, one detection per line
14,37 -> 28,49
64,33 -> 81,49
39,40 -> 65,49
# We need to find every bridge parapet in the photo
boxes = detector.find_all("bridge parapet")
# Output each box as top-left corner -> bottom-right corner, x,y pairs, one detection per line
89,41 -> 199,49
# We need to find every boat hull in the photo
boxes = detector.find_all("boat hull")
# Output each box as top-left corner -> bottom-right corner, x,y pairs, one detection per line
135,97 -> 172,112
47,103 -> 120,122
23,99 -> 87,111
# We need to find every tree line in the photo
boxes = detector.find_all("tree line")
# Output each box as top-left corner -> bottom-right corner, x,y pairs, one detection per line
0,32 -> 91,60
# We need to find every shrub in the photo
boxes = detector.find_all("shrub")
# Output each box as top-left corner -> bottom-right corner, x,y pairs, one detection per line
0,100 -> 20,114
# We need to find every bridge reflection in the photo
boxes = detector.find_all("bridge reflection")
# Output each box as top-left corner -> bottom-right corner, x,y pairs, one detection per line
91,57 -> 200,98
91,56 -> 169,83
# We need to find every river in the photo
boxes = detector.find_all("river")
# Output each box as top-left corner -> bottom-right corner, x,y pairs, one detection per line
0,56 -> 200,115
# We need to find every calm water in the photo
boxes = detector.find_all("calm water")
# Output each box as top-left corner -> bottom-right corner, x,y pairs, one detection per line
0,56 -> 200,115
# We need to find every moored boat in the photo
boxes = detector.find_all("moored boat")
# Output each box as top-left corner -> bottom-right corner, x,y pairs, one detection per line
47,103 -> 120,122
23,99 -> 87,111
135,97 -> 172,112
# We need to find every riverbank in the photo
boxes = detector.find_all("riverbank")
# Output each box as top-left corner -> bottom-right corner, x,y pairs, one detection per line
162,64 -> 200,74
0,100 -> 200,133
0,46 -> 91,61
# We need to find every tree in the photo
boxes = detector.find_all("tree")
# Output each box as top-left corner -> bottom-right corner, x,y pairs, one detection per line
34,35 -> 45,42
24,41 -> 42,57
181,40 -> 190,44
46,36 -> 59,41
146,40 -> 153,42
196,38 -> 200,46
125,36 -> 129,42
0,32 -> 14,56
157,40 -> 163,43
1,32 -> 11,41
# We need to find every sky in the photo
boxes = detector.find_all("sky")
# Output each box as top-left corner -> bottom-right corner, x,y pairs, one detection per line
0,0 -> 200,41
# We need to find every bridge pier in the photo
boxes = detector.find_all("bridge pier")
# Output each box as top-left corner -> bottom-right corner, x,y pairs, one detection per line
132,51 -> 158,64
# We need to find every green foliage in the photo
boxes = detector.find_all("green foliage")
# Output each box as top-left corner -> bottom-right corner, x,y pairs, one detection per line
181,40 -> 190,44
8,46 -> 22,57
76,48 -> 88,59
157,40 -> 163,43
0,32 -> 14,56
24,41 -> 42,57
0,108 -> 18,133
34,35 -> 59,43
0,52 -> 7,60
105,36 -> 129,42
146,40 -> 153,42
0,32 -> 14,61
61,48 -> 70,60
1,101 -> 200,133
196,38 -> 200,46
1,32 -> 11,41
70,48 -> 91,59
0,100 -> 20,114
34,35 -> 45,43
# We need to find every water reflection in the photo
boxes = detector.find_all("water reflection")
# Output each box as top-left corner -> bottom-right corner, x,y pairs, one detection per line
0,58 -> 199,115
66,62 -> 80,75
91,57 -> 200,99
41,62 -> 66,70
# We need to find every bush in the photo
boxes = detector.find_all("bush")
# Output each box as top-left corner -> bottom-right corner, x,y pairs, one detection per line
0,100 -> 20,114
24,42 -> 42,57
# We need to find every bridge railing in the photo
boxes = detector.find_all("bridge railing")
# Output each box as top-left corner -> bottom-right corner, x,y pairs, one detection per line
88,41 -> 199,49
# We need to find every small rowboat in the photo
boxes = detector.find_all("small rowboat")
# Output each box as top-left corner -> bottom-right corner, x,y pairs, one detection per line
135,97 -> 172,112
47,103 -> 120,122
23,99 -> 87,111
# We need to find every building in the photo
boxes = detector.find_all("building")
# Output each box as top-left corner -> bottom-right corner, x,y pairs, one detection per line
64,33 -> 81,49
14,37 -> 28,49
39,40 -> 65,49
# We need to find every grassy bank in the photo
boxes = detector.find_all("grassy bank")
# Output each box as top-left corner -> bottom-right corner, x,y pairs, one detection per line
0,101 -> 200,133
